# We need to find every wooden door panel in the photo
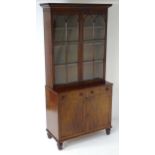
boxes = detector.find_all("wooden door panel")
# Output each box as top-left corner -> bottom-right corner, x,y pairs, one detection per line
60,91 -> 84,138
85,88 -> 111,131
85,95 -> 98,131
95,94 -> 110,127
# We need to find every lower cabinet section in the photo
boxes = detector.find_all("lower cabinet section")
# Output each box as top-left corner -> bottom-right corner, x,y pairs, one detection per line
45,82 -> 112,150
59,85 -> 112,140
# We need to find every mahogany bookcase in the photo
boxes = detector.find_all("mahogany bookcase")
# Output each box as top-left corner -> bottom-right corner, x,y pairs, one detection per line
40,3 -> 113,150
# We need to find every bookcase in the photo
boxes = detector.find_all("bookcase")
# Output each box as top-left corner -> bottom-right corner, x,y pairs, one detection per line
40,3 -> 113,150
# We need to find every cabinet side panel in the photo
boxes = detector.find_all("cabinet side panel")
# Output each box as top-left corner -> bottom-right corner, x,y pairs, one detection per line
43,8 -> 53,87
108,86 -> 113,127
103,9 -> 108,81
45,87 -> 59,139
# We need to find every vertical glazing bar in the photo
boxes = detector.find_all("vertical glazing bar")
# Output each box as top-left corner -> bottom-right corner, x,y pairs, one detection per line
78,13 -> 83,81
92,20 -> 95,78
65,19 -> 68,82
103,12 -> 108,81
65,20 -> 68,41
93,22 -> 95,39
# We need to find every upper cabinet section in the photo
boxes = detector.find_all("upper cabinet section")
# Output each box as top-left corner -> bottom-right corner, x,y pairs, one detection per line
40,3 -> 112,86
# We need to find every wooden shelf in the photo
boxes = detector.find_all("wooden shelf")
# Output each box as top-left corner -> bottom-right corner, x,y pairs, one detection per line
84,39 -> 105,43
83,59 -> 104,63
54,62 -> 78,66
84,26 -> 104,29
55,27 -> 78,30
54,40 -> 79,45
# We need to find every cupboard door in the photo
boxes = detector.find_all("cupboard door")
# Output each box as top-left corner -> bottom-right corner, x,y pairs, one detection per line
60,91 -> 84,138
85,95 -> 97,131
85,91 -> 111,131
95,94 -> 111,128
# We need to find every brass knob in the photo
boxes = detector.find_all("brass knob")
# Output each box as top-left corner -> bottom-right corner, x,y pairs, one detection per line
105,87 -> 109,91
79,92 -> 83,96
90,90 -> 94,94
85,95 -> 89,100
61,95 -> 66,99
85,96 -> 89,100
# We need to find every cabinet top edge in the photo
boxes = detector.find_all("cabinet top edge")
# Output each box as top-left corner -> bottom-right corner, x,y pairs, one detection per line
40,3 -> 112,8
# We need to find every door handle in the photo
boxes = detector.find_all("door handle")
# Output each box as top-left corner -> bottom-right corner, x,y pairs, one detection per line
79,92 -> 83,96
85,96 -> 89,100
61,95 -> 66,100
105,87 -> 109,91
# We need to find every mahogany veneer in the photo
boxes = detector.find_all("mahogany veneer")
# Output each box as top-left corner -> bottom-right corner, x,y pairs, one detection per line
40,3 -> 113,150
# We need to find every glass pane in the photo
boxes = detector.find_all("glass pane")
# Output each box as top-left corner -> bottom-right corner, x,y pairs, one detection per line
55,65 -> 66,84
84,43 -> 93,61
95,15 -> 105,26
67,28 -> 78,41
83,41 -> 104,61
83,62 -> 93,80
54,16 -> 66,41
67,44 -> 78,63
54,15 -> 78,42
67,64 -> 78,82
84,15 -> 105,40
84,27 -> 93,41
94,61 -> 103,78
55,29 -> 66,41
94,27 -> 105,40
94,15 -> 105,40
94,42 -> 105,60
54,45 -> 66,64
54,15 -> 66,27
84,15 -> 93,40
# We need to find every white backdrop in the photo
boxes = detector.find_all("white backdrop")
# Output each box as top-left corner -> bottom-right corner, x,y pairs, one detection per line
1,0 -> 155,155
36,1 -> 119,154
0,1 -> 119,155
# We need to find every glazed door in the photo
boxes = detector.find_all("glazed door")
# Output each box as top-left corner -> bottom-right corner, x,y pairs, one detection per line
53,13 -> 107,85
60,91 -> 84,138
53,15 -> 79,84
83,14 -> 106,81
